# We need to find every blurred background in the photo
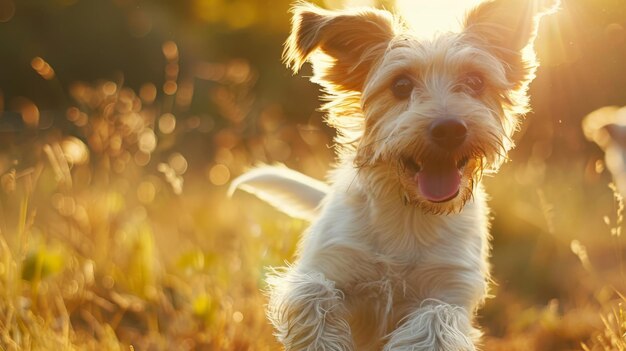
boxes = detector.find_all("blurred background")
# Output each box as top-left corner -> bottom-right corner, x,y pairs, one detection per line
0,0 -> 625,350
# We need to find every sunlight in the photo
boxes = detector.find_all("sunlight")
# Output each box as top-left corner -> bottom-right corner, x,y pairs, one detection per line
395,0 -> 484,37
325,0 -> 376,8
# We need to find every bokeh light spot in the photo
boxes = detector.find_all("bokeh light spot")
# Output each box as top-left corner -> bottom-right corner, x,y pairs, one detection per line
138,129 -> 157,153
30,57 -> 45,71
0,0 -> 15,23
163,81 -> 177,95
233,311 -> 244,323
66,107 -> 80,122
168,153 -> 188,175
208,164 -> 230,186
13,97 -> 40,128
102,82 -> 117,96
158,113 -> 176,134
162,41 -> 179,62
139,83 -> 157,104
226,59 -> 251,84
61,136 -> 89,165
30,57 -> 55,80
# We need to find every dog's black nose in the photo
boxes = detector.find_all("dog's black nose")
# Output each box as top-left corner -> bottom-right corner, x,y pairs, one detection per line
429,118 -> 468,150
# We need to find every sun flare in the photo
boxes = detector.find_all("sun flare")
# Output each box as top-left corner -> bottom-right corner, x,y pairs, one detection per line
395,0 -> 484,37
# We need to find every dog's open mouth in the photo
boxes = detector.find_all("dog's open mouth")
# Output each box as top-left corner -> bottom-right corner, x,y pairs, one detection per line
405,156 -> 469,203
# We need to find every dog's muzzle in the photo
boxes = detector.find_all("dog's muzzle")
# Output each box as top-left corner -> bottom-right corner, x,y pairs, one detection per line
407,118 -> 470,203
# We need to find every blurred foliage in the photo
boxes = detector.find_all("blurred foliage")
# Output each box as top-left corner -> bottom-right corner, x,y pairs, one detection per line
0,0 -> 624,349
583,298 -> 626,351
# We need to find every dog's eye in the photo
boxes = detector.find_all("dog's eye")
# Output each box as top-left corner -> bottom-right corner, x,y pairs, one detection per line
391,76 -> 413,99
462,73 -> 484,94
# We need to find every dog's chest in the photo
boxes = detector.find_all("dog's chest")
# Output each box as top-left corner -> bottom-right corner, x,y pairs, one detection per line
342,212 -> 488,343
349,199 -> 489,296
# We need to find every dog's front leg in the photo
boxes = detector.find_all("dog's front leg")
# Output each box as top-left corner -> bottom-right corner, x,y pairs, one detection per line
266,268 -> 354,351
383,299 -> 478,351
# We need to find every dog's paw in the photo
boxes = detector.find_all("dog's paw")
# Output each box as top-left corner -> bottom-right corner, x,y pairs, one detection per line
384,303 -> 478,351
266,269 -> 355,351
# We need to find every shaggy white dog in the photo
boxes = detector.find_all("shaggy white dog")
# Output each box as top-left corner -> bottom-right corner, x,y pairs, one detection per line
231,1 -> 558,349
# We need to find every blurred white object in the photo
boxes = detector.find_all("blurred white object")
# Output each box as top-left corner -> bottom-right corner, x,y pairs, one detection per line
228,165 -> 329,221
583,106 -> 626,196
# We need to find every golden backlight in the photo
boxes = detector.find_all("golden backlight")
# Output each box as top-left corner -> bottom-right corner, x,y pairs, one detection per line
395,0 -> 484,37
1,0 -> 625,350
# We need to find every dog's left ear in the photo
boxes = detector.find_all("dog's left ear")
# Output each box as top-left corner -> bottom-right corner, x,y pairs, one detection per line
464,0 -> 559,87
283,3 -> 397,92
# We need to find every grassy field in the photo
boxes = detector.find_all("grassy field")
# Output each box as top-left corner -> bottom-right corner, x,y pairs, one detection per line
0,77 -> 624,351
1,0 -> 626,350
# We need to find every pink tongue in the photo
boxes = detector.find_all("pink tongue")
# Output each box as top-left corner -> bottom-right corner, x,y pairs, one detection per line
415,159 -> 461,202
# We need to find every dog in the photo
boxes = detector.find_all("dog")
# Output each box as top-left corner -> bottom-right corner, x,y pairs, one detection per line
230,1 -> 558,349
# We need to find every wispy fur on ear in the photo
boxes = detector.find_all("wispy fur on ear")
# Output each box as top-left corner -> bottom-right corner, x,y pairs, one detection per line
283,2 -> 397,92
463,0 -> 560,87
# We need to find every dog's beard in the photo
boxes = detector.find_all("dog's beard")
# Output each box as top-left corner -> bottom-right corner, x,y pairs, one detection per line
398,154 -> 482,215
358,146 -> 492,215
402,155 -> 470,203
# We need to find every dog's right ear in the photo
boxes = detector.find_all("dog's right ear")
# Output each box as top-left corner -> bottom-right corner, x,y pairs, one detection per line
283,3 -> 396,92
463,0 -> 559,89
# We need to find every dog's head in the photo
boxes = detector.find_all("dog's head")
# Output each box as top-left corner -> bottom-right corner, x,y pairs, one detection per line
285,0 -> 558,214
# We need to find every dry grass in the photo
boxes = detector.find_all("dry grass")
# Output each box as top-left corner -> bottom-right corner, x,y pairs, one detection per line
1,43 -> 625,351
0,77 -> 300,350
583,299 -> 626,351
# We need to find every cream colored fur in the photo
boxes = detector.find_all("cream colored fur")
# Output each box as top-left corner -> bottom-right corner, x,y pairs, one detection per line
232,1 -> 558,350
